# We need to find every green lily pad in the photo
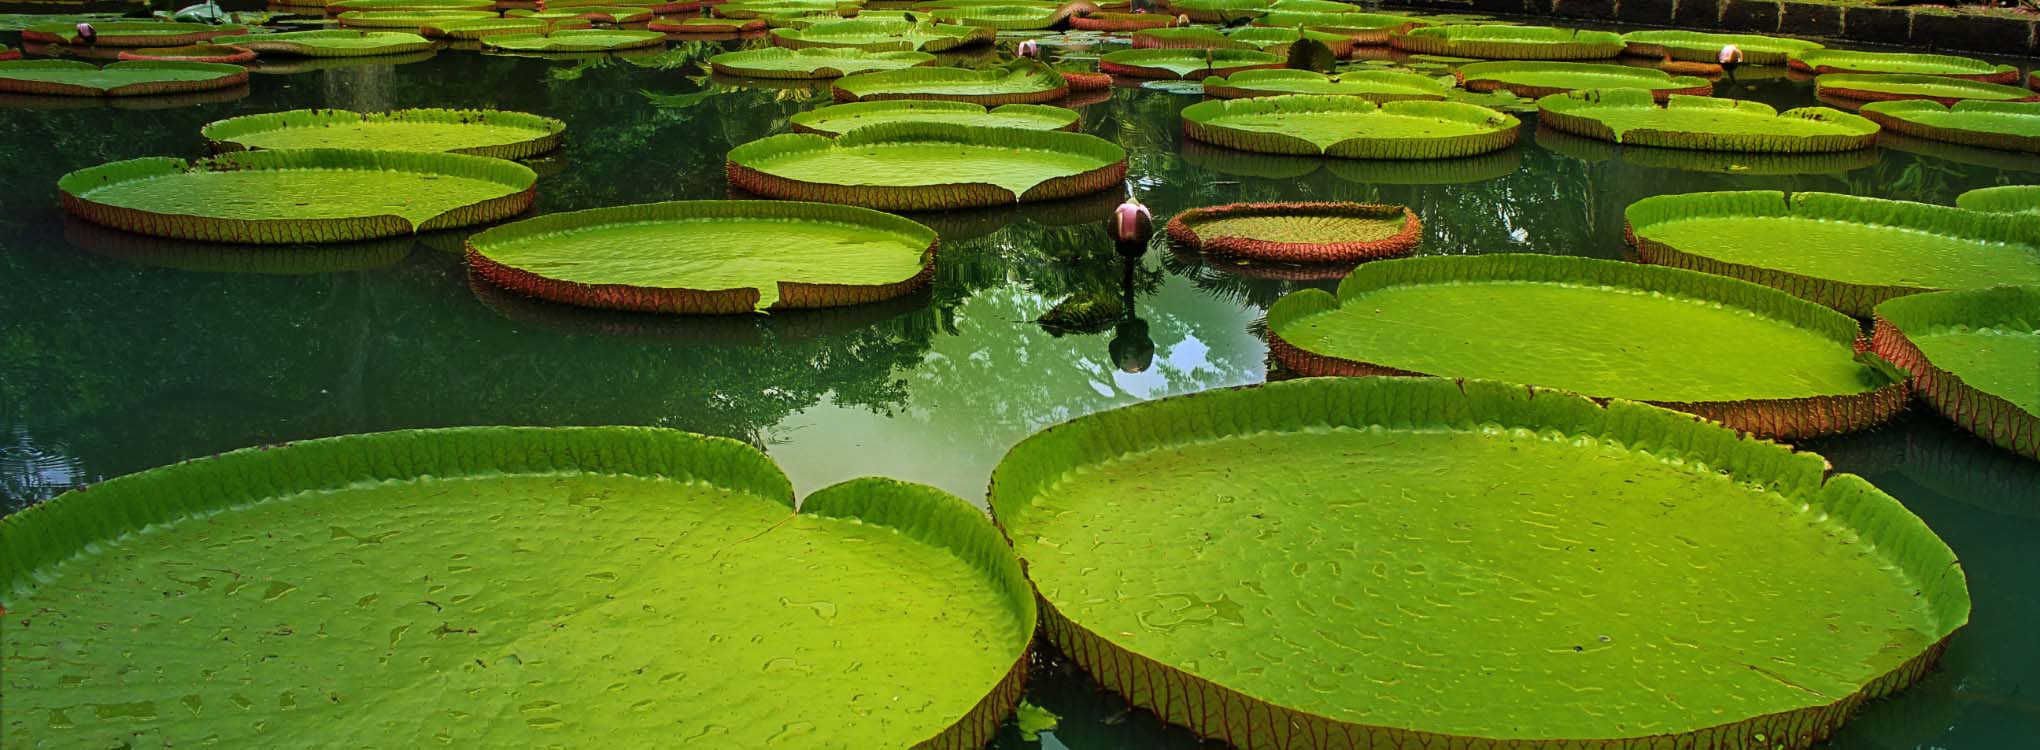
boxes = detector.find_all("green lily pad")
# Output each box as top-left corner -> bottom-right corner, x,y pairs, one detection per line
336,9 -> 498,30
1,427 -> 1034,749
1390,24 -> 1623,60
1200,69 -> 1450,101
727,123 -> 1126,210
116,43 -> 258,64
0,45 -> 16,61
1132,27 -> 1251,50
0,59 -> 246,97
1139,80 -> 1206,95
1098,48 -> 1283,79
1539,89 -> 1876,152
1535,125 -> 1879,175
990,376 -> 1966,749
467,200 -> 935,313
1625,190 -> 2040,315
202,108 -> 566,159
327,0 -> 496,11
770,19 -> 995,52
1068,11 -> 1176,31
710,47 -> 935,79
791,100 -> 1079,135
831,61 -> 1068,105
1859,100 -> 2040,154
58,149 -> 536,244
1620,30 -> 1821,65
1457,61 -> 1712,100
1255,11 -> 1410,44
1166,201 -> 1420,262
1181,94 -> 1520,158
483,29 -> 667,53
21,20 -> 247,46
509,5 -> 654,22
1268,253 -> 1907,436
246,49 -> 438,75
1167,0 -> 1274,23
925,4 -> 1072,29
649,17 -> 766,33
716,0 -> 855,19
1224,26 -> 1355,57
1790,49 -> 2019,83
1957,185 -> 2040,214
1871,285 -> 2040,460
215,30 -> 437,57
1817,73 -> 2040,107
423,17 -> 592,40
1181,138 -> 1524,184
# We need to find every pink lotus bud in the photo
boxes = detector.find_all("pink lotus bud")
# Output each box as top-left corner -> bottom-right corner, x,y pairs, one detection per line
1174,14 -> 1190,27
75,23 -> 96,42
1017,39 -> 1039,58
1717,44 -> 1742,64
1113,200 -> 1152,242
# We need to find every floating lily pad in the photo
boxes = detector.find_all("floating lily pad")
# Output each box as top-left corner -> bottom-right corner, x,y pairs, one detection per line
1391,24 -> 1623,60
1200,68 -> 1449,101
1956,185 -> 2040,214
58,149 -> 536,244
246,49 -> 439,75
716,0 -> 856,18
1132,27 -> 1249,50
1069,11 -> 1176,31
711,47 -> 934,78
1167,0 -> 1273,23
0,46 -> 16,62
1097,48 -> 1283,79
1166,201 -> 1420,262
116,44 -> 257,64
336,9 -> 498,30
327,0 -> 496,11
1255,11 -> 1410,45
727,123 -> 1126,210
650,16 -> 767,33
1539,89 -> 1876,152
1535,124 -> 1879,175
1181,94 -> 1519,158
215,30 -> 437,57
467,200 -> 935,313
1625,190 -> 2040,315
1859,100 -> 2040,154
0,427 -> 1034,749
1268,254 -> 1908,436
0,59 -> 247,96
509,5 -> 655,22
544,0 -> 697,11
1225,26 -> 1354,57
422,17 -> 590,39
990,376 -> 1966,750
770,19 -> 994,51
832,61 -> 1068,104
1871,285 -> 2040,460
924,3 -> 1073,29
1458,61 -> 1711,100
1181,138 -> 1523,184
203,108 -> 566,159
791,100 -> 1079,135
1620,30 -> 1820,65
483,29 -> 666,52
21,20 -> 247,47
1816,73 -> 2040,107
1790,49 -> 2019,84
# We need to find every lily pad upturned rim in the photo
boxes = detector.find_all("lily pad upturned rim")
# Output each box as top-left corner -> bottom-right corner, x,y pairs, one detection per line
0,59 -> 249,97
768,19 -> 996,52
334,9 -> 499,29
1619,29 -> 1821,65
1538,88 -> 1878,153
1788,49 -> 2020,84
709,46 -> 937,79
1165,201 -> 1421,262
58,148 -> 537,244
1069,11 -> 1178,31
0,426 -> 1035,750
989,375 -> 1966,750
115,44 -> 259,64
1389,24 -> 1624,60
20,20 -> 249,47
1097,47 -> 1284,79
1815,73 -> 2040,106
213,30 -> 438,57
1870,285 -> 2040,460
1955,184 -> 2040,214
1456,61 -> 1713,101
1858,100 -> 2040,154
831,61 -> 1070,105
726,122 -> 1128,210
1265,253 -> 1908,438
201,108 -> 568,159
789,99 -> 1081,135
464,199 -> 939,314
648,16 -> 768,33
481,28 -> 668,52
1198,68 -> 1453,102
1180,94 -> 1521,159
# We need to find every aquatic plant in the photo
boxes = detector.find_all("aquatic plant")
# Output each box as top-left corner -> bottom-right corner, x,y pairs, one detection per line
0,59 -> 247,96
1098,48 -> 1284,79
790,100 -> 1080,135
215,29 -> 437,57
1871,285 -> 2040,460
1069,11 -> 1175,31
1180,95 -> 1520,158
1166,201 -> 1420,262
1789,49 -> 2019,84
335,9 -> 497,31
115,44 -> 256,64
1253,11 -> 1410,45
1620,29 -> 1819,65
1816,73 -> 2040,107
203,108 -> 567,159
1390,24 -> 1623,60
1956,184 -> 2040,214
711,47 -> 936,79
1200,68 -> 1449,101
726,123 -> 1126,210
649,16 -> 767,33
21,20 -> 246,46
1539,89 -> 1876,152
831,61 -> 1068,104
1166,0 -> 1274,24
482,29 -> 667,53
1859,100 -> 2040,154
769,19 -> 994,52
1457,61 -> 1711,100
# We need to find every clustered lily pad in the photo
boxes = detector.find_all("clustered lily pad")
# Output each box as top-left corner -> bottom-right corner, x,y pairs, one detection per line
1098,48 -> 1284,79
1391,24 -> 1624,60
1167,0 -> 1274,23
1225,26 -> 1356,57
482,29 -> 667,53
1457,61 -> 1712,100
1181,95 -> 1520,159
21,20 -> 247,47
1956,184 -> 2039,214
771,19 -> 995,52
991,376 -> 1966,750
0,59 -> 247,97
203,108 -> 567,159
425,18 -> 591,40
0,46 -> 17,62
1859,100 -> 2040,154
832,61 -> 1068,105
336,9 -> 498,31
58,149 -> 537,243
651,16 -> 767,33
328,0 -> 496,11
1200,68 -> 1449,101
791,100 -> 1079,135
1,427 -> 1035,749
466,200 -> 937,313
1166,201 -> 1421,262
1539,89 -> 1877,153
1815,73 -> 2040,107
1789,49 -> 2019,84
1069,11 -> 1176,31
1536,125 -> 1880,176
1871,285 -> 2040,460
1254,11 -> 1410,45
1625,190 -> 2040,315
1621,29 -> 1821,65
215,30 -> 437,57
511,5 -> 655,22
117,44 -> 259,64
1132,27 -> 1251,50
712,47 -> 934,79
726,123 -> 1126,210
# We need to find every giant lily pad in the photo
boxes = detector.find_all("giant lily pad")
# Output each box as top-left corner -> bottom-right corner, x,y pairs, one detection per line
1859,100 -> 2040,154
1620,30 -> 1820,65
990,376 -> 1966,750
1816,73 -> 2040,107
1625,190 -> 2040,315
510,5 -> 655,22
336,9 -> 498,31
1871,285 -> 2040,460
1539,89 -> 1876,153
1225,26 -> 1356,57
770,19 -> 994,52
327,0 -> 496,11
58,149 -> 536,244
711,47 -> 935,79
1458,61 -> 1712,100
0,427 -> 1034,749
1166,201 -> 1420,262
1390,24 -> 1623,60
832,61 -> 1068,104
1181,95 -> 1519,159
1097,48 -> 1283,79
1789,49 -> 2019,84
1254,11 -> 1410,45
21,20 -> 247,47
717,0 -> 860,18
1069,11 -> 1176,31
727,123 -> 1126,210
466,200 -> 935,313
1200,68 -> 1449,101
649,16 -> 767,33
423,18 -> 592,40
791,100 -> 1079,134
482,29 -> 666,53
1132,27 -> 1252,50
1957,185 -> 2040,214
0,59 -> 246,97
1536,124 -> 1879,176
203,108 -> 566,159
116,43 -> 258,64
1268,254 -> 1908,437
1167,0 -> 1273,23
215,30 -> 436,57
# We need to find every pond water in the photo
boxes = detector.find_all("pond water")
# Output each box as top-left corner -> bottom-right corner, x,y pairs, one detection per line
0,18 -> 2035,749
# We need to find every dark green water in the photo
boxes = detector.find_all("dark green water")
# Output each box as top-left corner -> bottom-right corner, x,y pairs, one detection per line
0,27 -> 2034,749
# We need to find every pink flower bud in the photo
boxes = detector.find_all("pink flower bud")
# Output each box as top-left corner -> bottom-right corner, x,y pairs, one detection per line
1017,39 -> 1039,58
1717,44 -> 1742,64
1113,200 -> 1152,242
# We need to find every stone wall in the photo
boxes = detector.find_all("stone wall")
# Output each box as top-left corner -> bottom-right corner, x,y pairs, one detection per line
1380,0 -> 2040,57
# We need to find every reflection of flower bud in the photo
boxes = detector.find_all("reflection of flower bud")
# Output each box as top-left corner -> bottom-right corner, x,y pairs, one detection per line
1110,319 -> 1154,373
1017,39 -> 1039,58
1717,44 -> 1742,64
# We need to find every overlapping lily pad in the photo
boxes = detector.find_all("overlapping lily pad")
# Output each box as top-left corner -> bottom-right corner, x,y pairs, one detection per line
727,123 -> 1126,210
467,200 -> 936,313
712,47 -> 934,78
21,20 -> 247,47
716,0 -> 856,18
116,44 -> 257,64
923,3 -> 1072,29
1871,285 -> 2040,460
215,30 -> 437,57
991,375 -> 1966,749
1621,30 -> 1820,65
483,29 -> 666,53
203,108 -> 566,159
832,61 -> 1068,104
1132,27 -> 1248,50
1816,73 -> 2040,107
1181,95 -> 1519,158
58,149 -> 537,243
1625,190 -> 2040,315
1255,11 -> 1409,44
1458,61 -> 1712,100
1540,89 -> 1876,152
1536,125 -> 1879,175
1069,11 -> 1176,31
650,16 -> 767,33
1859,100 -> 2040,154
1200,69 -> 1449,101
1098,48 -> 1283,79
423,17 -> 588,40
510,5 -> 655,22
1167,201 -> 1420,262
1167,0 -> 1273,23
770,19 -> 994,52
1223,26 -> 1355,57
336,9 -> 498,31
0,59 -> 247,97
1,427 -> 1035,749
1790,49 -> 2019,84
1956,185 -> 2039,214
328,0 -> 496,11
1269,254 -> 1908,436
1391,24 -> 1623,60
791,100 -> 1079,135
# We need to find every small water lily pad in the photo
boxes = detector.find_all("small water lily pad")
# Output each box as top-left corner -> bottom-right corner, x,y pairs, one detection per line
1167,201 -> 1420,262
21,20 -> 247,47
791,100 -> 1078,135
711,47 -> 935,79
832,61 -> 1068,105
1390,24 -> 1623,60
1457,61 -> 1711,100
1816,73 -> 2040,107
1790,49 -> 2019,84
727,123 -> 1126,210
215,30 -> 437,57
1098,48 -> 1283,79
482,29 -> 667,53
1859,100 -> 2040,154
1871,285 -> 2040,460
1621,30 -> 1820,65
1539,89 -> 1876,152
203,108 -> 566,159
1181,94 -> 1520,158
0,59 -> 247,97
